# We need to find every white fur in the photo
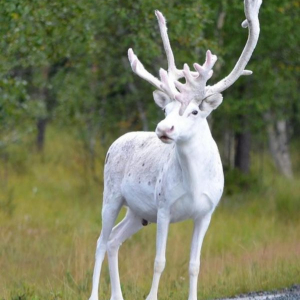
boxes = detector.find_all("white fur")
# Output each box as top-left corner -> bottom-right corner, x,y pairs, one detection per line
89,101 -> 223,300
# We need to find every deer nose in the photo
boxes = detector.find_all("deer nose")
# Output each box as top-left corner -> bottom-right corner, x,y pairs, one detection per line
165,125 -> 174,133
156,124 -> 175,136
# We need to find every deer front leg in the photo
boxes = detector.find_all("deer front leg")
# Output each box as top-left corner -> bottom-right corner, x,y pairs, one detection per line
146,209 -> 170,300
188,213 -> 212,300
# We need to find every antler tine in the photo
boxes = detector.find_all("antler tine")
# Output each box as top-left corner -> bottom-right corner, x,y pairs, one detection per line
208,0 -> 262,95
175,50 -> 218,115
155,10 -> 183,80
128,48 -> 162,90
128,10 -> 183,101
194,50 -> 217,81
128,47 -> 179,101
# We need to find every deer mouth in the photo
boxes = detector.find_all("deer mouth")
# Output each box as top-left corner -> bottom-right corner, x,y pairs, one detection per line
159,135 -> 174,144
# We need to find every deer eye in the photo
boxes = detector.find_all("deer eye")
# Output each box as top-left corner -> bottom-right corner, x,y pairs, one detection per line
192,110 -> 198,115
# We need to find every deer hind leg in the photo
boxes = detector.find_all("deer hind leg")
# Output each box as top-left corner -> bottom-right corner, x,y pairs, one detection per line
89,198 -> 123,300
107,209 -> 143,300
188,213 -> 212,300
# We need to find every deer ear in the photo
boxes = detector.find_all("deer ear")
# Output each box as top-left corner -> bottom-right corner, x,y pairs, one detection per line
199,93 -> 223,115
153,90 -> 172,108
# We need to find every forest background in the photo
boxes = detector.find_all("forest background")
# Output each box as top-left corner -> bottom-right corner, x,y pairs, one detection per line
0,0 -> 299,299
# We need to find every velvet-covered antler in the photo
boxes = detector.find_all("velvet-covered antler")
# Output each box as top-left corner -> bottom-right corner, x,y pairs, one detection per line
129,0 -> 262,114
128,10 -> 217,115
207,0 -> 262,96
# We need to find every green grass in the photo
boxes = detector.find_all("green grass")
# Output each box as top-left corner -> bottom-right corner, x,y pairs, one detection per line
0,127 -> 299,300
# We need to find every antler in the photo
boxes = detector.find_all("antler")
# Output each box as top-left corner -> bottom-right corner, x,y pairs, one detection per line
128,0 -> 262,114
174,50 -> 217,114
128,11 -> 180,103
154,10 -> 183,81
128,10 -> 216,115
207,0 -> 262,95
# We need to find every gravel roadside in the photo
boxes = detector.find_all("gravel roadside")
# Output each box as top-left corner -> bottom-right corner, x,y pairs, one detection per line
218,284 -> 300,300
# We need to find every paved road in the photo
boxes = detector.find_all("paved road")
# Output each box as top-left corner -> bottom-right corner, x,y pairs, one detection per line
219,285 -> 300,300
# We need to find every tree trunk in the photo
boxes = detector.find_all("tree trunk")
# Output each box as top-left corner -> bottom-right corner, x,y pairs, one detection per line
34,62 -> 64,152
128,82 -> 149,131
36,118 -> 48,152
234,85 -> 251,174
223,129 -> 235,169
35,67 -> 51,152
136,98 -> 149,131
234,129 -> 251,174
265,112 -> 293,178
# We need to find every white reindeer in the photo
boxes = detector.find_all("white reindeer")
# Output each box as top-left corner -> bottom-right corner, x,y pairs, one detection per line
89,1 -> 262,299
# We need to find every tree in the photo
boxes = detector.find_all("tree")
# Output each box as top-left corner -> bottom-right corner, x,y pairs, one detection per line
0,0 -> 95,151
207,0 -> 299,176
1,0 -> 298,179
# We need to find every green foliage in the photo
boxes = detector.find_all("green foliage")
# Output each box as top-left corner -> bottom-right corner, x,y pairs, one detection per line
10,284 -> 38,300
224,168 -> 261,196
0,0 -> 93,67
0,0 -> 298,161
0,0 -> 220,151
0,0 -> 98,151
274,180 -> 300,222
0,188 -> 15,217
212,0 -> 299,136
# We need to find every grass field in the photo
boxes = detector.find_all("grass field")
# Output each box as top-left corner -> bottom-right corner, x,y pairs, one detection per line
0,127 -> 299,300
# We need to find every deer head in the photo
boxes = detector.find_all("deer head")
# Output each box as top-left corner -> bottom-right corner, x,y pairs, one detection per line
128,0 -> 262,144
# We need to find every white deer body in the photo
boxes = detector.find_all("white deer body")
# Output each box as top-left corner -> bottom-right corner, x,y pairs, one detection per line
89,1 -> 261,300
106,125 -> 223,225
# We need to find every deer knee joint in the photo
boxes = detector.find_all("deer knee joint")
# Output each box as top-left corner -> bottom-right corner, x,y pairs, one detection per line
95,239 -> 106,259
107,239 -> 121,256
154,259 -> 166,273
189,261 -> 200,277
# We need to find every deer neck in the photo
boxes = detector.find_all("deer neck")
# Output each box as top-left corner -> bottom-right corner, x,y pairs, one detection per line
174,120 -> 213,190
